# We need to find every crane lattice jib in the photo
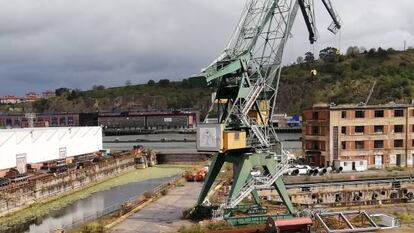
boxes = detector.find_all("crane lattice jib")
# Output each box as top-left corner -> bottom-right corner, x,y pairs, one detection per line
195,0 -> 342,216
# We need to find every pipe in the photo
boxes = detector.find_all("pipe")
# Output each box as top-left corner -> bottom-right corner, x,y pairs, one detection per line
298,168 -> 309,175
321,167 -> 332,175
317,168 -> 326,175
291,169 -> 300,176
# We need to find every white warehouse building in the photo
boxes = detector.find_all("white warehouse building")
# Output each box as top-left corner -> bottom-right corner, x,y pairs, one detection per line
0,127 -> 102,172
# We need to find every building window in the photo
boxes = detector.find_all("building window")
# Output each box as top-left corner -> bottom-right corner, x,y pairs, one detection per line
394,109 -> 404,117
394,139 -> 404,148
374,110 -> 384,118
412,139 -> 414,147
355,126 -> 364,134
360,161 -> 364,166
341,111 -> 347,119
312,126 -> 319,135
311,141 -> 319,150
355,141 -> 364,149
374,140 -> 384,149
374,125 -> 384,133
68,117 -> 74,125
312,112 -> 319,120
355,110 -> 365,118
341,126 -> 346,134
51,117 -> 58,126
412,125 -> 414,132
344,162 -> 348,166
341,141 -> 347,150
394,125 -> 404,133
412,109 -> 414,116
59,117 -> 66,126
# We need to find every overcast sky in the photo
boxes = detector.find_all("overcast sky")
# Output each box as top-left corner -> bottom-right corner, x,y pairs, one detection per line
0,0 -> 412,95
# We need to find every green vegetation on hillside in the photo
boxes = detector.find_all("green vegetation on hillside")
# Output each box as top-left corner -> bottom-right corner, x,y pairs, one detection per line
3,47 -> 414,115
278,47 -> 414,113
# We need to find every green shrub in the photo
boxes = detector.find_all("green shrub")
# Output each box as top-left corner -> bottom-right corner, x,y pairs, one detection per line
143,191 -> 154,199
178,225 -> 205,233
80,223 -> 106,233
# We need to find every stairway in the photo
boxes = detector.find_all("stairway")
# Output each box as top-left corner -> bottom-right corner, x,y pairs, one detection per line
213,153 -> 291,219
239,115 -> 270,148
213,152 -> 289,219
241,78 -> 265,115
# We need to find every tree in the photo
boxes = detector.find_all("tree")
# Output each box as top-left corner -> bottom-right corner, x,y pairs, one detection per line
296,56 -> 304,64
367,48 -> 377,57
125,80 -> 132,86
32,99 -> 49,112
346,46 -> 360,58
304,52 -> 315,64
55,88 -> 70,96
182,78 -> 190,87
158,79 -> 170,85
67,89 -> 81,100
147,80 -> 155,85
377,47 -> 388,57
92,85 -> 105,90
319,47 -> 338,61
359,46 -> 367,53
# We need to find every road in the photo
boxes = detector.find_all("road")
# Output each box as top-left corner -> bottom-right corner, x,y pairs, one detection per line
110,182 -> 202,233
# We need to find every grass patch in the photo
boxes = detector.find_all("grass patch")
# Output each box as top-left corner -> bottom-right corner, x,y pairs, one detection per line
0,165 -> 192,231
178,222 -> 233,233
394,211 -> 414,223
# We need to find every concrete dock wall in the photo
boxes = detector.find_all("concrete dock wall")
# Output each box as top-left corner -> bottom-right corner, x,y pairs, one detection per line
0,157 -> 135,216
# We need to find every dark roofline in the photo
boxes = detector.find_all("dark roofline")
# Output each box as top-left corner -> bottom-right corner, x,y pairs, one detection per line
305,103 -> 414,111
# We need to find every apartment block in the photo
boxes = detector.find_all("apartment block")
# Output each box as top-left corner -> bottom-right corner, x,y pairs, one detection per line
303,103 -> 414,169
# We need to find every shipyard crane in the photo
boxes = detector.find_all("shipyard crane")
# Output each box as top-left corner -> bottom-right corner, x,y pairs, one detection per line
195,0 -> 341,219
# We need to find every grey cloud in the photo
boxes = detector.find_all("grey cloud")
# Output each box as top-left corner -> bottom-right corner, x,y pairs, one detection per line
0,0 -> 411,95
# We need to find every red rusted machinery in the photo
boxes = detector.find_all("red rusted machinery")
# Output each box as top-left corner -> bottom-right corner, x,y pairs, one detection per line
265,217 -> 313,233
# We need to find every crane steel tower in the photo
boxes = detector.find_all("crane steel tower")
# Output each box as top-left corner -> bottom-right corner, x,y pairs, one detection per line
195,0 -> 341,219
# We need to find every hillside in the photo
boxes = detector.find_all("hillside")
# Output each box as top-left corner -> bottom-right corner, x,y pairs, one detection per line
3,47 -> 414,115
278,47 -> 414,114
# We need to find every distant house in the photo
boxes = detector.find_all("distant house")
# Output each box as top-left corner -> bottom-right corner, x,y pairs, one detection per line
25,92 -> 41,102
42,90 -> 56,99
0,96 -> 23,104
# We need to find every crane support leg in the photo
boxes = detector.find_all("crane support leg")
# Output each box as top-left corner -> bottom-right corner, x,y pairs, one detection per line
229,158 -> 253,201
273,177 -> 295,214
197,153 -> 225,205
251,188 -> 261,205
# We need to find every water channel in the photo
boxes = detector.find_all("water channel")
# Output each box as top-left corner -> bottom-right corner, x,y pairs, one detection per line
103,132 -> 302,153
3,132 -> 301,233
4,177 -> 173,233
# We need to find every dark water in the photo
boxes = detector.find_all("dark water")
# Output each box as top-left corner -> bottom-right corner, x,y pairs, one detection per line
4,177 -> 172,233
103,132 -> 302,152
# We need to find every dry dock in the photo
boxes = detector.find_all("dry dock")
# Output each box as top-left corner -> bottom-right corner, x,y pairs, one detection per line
110,182 -> 202,233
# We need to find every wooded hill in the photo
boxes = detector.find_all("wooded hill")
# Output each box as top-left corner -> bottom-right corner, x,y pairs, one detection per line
5,47 -> 414,115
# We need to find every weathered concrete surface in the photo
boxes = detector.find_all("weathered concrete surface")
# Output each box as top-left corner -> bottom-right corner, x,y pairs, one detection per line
110,182 -> 202,233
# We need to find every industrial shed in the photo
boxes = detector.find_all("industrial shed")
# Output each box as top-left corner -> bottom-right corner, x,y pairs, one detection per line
0,127 -> 102,171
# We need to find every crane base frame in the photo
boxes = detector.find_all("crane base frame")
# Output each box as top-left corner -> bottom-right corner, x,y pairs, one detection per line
197,151 -> 295,218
